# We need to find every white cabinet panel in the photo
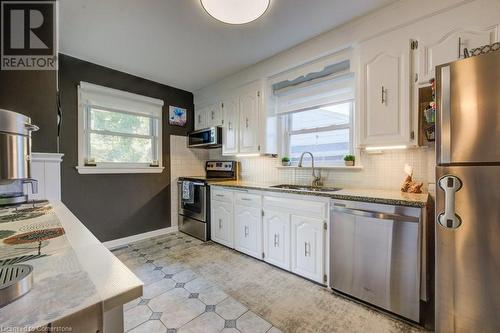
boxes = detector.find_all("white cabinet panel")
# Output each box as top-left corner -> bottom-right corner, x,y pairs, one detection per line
211,200 -> 234,248
222,96 -> 239,155
359,33 -> 412,146
194,106 -> 207,130
291,215 -> 325,283
206,102 -> 223,128
239,90 -> 260,153
263,209 -> 290,270
234,205 -> 262,259
418,26 -> 498,84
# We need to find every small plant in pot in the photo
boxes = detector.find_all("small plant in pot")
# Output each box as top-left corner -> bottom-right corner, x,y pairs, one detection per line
343,154 -> 355,166
281,156 -> 291,166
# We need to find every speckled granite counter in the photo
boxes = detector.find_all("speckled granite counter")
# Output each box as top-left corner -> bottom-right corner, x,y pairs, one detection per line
0,201 -> 143,331
210,181 -> 430,208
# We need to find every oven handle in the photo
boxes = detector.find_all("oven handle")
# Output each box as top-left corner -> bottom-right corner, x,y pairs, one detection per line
177,181 -> 206,186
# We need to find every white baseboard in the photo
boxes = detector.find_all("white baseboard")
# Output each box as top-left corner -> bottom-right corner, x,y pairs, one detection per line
104,226 -> 179,250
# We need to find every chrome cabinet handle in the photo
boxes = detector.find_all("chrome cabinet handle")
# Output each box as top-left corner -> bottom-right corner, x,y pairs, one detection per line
211,110 -> 215,120
304,242 -> 311,257
215,194 -> 224,197
381,86 -> 386,104
244,226 -> 249,237
274,234 -> 279,247
218,219 -> 222,229
241,198 -> 251,201
245,118 -> 249,128
228,122 -> 232,131
438,175 -> 463,229
198,114 -> 201,123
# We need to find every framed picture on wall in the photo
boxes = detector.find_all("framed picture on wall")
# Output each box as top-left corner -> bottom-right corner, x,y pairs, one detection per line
169,106 -> 187,126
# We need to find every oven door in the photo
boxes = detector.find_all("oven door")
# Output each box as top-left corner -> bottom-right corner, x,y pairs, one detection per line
177,181 -> 207,222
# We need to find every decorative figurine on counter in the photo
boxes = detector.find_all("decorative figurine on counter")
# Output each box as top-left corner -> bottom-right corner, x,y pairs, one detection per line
401,164 -> 423,194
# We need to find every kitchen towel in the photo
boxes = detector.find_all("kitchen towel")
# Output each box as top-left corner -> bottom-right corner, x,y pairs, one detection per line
182,181 -> 194,204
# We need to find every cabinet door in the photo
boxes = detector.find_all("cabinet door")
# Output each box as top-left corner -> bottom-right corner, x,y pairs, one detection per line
362,48 -> 411,145
194,107 -> 207,130
239,90 -> 260,153
206,102 -> 223,127
263,210 -> 290,270
234,205 -> 262,259
418,26 -> 498,84
291,215 -> 325,283
222,97 -> 239,155
211,201 -> 233,248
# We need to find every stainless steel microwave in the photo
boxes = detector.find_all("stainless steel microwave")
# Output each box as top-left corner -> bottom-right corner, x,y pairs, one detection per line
187,127 -> 222,149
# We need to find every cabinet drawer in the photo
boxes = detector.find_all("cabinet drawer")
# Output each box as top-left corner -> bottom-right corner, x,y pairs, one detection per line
235,192 -> 261,208
211,188 -> 233,203
263,196 -> 328,220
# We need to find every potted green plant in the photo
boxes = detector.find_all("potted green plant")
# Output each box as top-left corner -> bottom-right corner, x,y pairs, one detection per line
281,156 -> 291,166
343,154 -> 355,166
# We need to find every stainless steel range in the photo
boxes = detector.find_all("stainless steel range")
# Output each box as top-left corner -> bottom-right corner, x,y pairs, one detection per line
177,161 -> 237,241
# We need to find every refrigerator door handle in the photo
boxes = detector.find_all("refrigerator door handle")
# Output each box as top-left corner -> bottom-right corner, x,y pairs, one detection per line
440,66 -> 451,164
437,175 -> 462,229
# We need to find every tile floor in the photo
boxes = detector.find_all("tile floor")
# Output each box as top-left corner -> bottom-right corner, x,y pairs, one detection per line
113,232 -> 426,333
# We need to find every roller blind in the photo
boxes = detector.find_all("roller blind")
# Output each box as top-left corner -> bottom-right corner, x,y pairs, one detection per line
273,61 -> 354,115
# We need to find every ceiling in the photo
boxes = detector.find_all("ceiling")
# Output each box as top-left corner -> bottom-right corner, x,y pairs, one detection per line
60,0 -> 397,92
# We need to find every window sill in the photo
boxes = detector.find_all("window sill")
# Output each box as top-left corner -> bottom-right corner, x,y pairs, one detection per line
276,165 -> 363,170
76,166 -> 165,174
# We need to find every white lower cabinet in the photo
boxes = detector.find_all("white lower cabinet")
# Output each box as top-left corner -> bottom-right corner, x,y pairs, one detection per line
210,187 -> 328,285
263,209 -> 290,270
211,200 -> 234,248
291,215 -> 325,284
234,204 -> 262,259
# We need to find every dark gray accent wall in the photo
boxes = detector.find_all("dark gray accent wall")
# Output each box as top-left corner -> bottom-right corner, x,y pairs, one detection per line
0,69 -> 58,152
59,54 -> 194,241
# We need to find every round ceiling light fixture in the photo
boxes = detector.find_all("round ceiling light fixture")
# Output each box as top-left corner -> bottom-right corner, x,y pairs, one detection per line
201,0 -> 270,25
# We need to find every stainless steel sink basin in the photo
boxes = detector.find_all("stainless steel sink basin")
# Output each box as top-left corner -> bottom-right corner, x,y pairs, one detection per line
270,184 -> 342,192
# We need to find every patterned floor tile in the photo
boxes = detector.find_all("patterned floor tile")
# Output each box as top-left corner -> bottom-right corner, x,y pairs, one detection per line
142,278 -> 176,299
198,285 -> 228,305
177,312 -> 225,333
159,298 -> 206,329
216,297 -> 248,320
148,288 -> 190,313
127,319 -> 167,333
237,311 -> 272,333
183,277 -> 214,294
172,269 -> 198,283
124,305 -> 152,331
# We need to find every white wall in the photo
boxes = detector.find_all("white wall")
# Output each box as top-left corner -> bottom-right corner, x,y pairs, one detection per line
170,135 -> 208,227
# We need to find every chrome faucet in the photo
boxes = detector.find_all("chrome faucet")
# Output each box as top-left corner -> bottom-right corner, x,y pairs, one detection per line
298,152 -> 322,187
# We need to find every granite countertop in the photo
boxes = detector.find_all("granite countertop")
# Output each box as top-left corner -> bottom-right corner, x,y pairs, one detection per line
0,201 -> 143,331
210,181 -> 430,208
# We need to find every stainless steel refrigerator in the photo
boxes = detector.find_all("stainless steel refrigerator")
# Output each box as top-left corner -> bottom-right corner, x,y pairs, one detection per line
435,50 -> 500,332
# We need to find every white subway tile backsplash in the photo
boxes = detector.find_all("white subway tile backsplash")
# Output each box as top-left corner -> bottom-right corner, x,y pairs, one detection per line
170,135 -> 208,226
209,147 -> 436,191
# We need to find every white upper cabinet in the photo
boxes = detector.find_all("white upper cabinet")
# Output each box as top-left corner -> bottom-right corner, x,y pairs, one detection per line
417,26 -> 498,84
222,96 -> 239,155
206,102 -> 223,128
194,106 -> 207,130
358,32 -> 413,146
239,89 -> 260,153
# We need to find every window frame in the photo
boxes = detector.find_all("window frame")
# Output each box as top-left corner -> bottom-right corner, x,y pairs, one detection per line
282,100 -> 355,166
76,82 -> 164,174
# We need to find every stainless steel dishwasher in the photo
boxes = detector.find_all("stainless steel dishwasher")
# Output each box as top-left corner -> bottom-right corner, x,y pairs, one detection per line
330,199 -> 424,322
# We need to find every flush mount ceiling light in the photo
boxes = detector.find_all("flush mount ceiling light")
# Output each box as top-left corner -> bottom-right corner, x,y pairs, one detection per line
201,0 -> 270,24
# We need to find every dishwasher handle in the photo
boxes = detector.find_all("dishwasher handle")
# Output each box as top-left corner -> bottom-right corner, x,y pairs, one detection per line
333,206 -> 419,223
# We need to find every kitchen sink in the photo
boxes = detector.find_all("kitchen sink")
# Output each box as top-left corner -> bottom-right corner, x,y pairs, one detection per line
270,184 -> 342,192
